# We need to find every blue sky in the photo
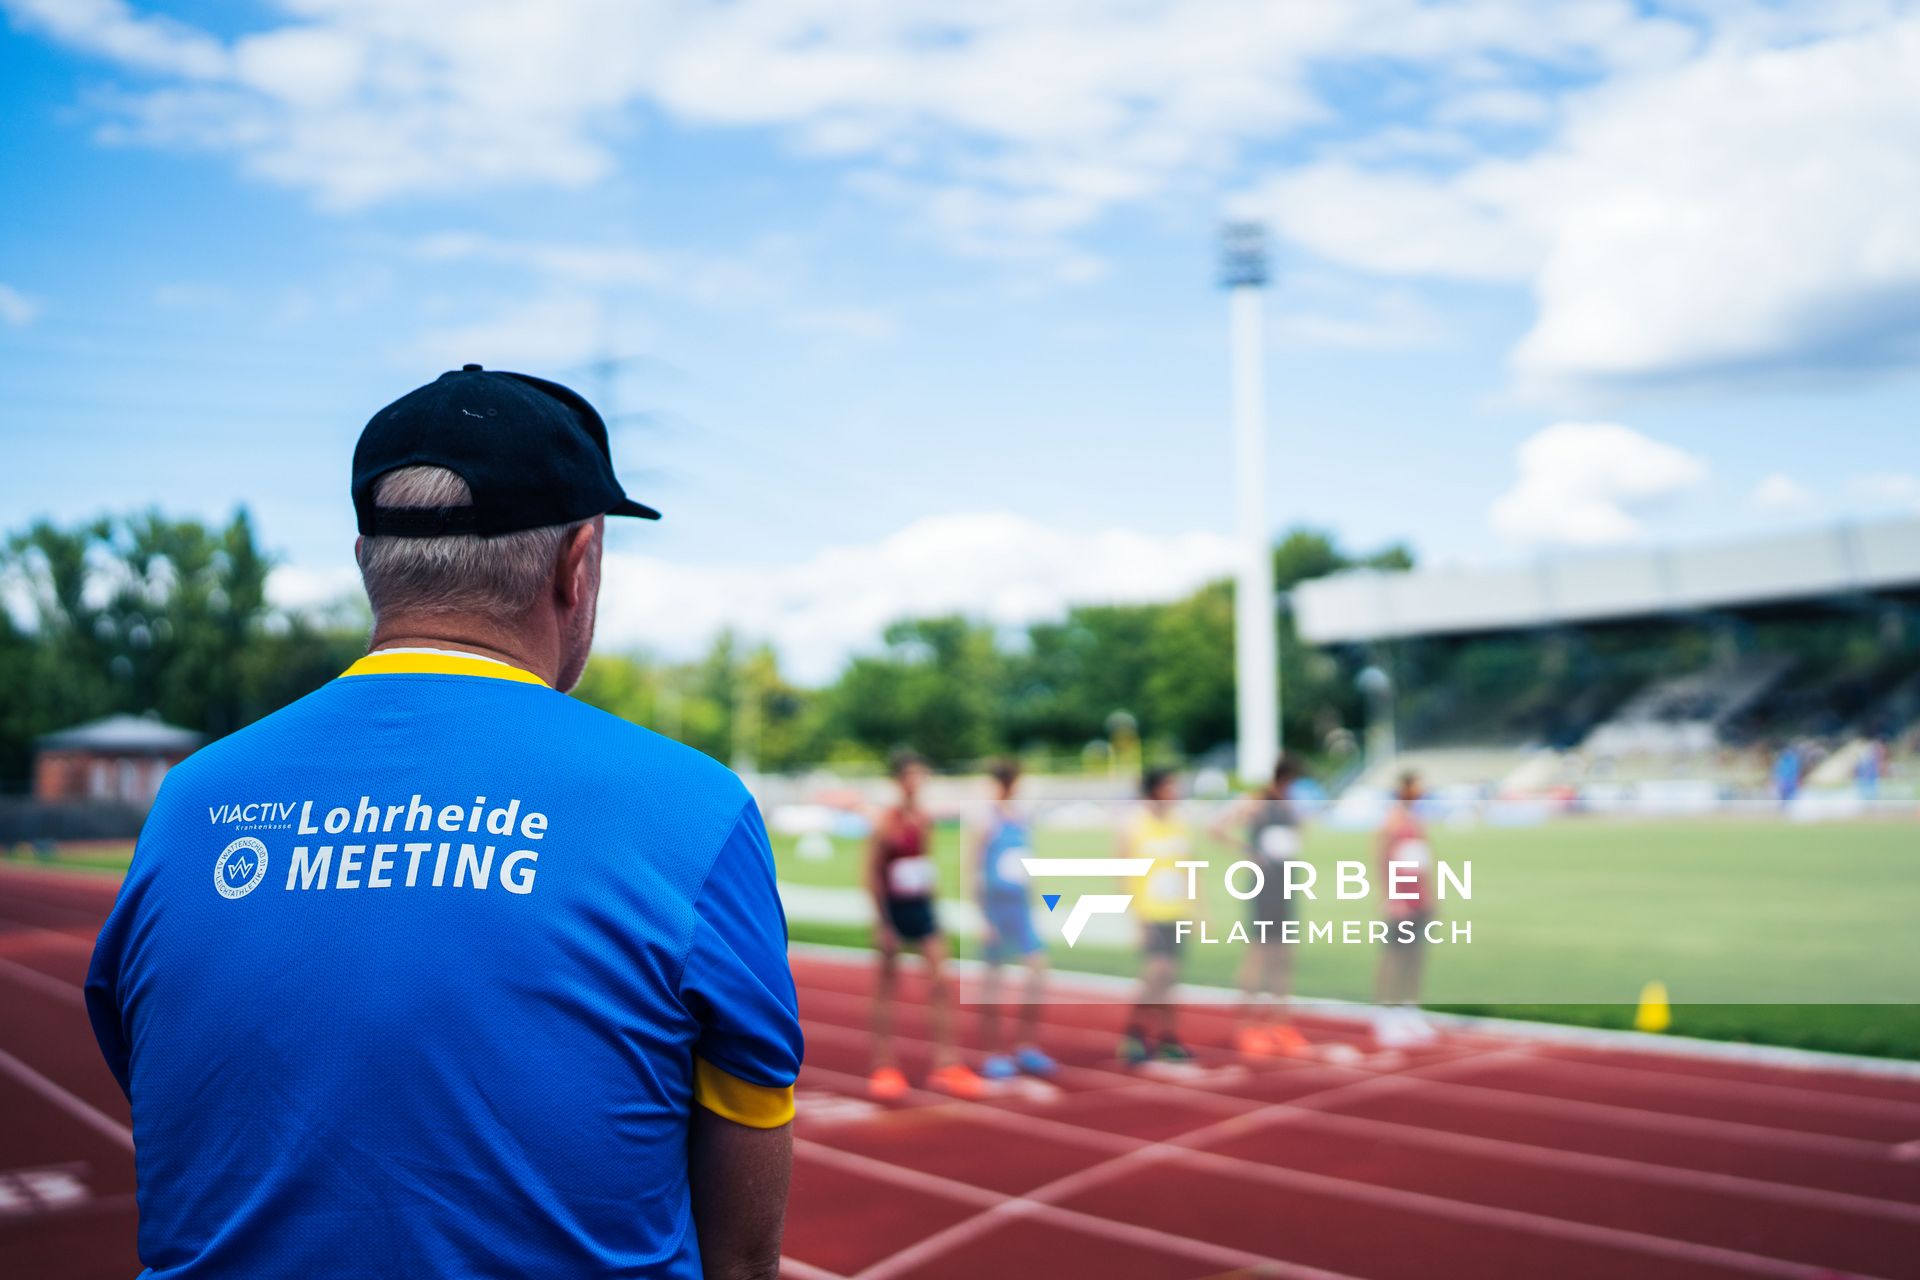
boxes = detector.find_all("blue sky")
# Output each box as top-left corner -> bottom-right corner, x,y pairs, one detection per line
3,1 -> 1918,678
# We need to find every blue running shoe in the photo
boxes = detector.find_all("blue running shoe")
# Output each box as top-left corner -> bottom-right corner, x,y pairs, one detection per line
981,1054 -> 1017,1080
1014,1047 -> 1057,1077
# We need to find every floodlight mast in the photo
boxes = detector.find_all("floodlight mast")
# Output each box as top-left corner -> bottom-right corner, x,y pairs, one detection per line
1221,222 -> 1279,783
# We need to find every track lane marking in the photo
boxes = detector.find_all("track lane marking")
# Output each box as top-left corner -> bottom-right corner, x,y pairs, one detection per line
0,1047 -> 132,1153
799,982 -> 1906,1161
798,1055 -> 1854,1280
796,1135 -> 1362,1280
800,1004 -> 1920,1256
1457,1052 -> 1920,1124
0,955 -> 87,1008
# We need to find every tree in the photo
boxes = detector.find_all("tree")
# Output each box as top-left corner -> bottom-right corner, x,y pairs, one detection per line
822,616 -> 1004,767
0,509 -> 359,782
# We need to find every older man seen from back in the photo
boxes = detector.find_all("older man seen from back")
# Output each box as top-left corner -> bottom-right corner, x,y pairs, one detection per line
86,365 -> 802,1279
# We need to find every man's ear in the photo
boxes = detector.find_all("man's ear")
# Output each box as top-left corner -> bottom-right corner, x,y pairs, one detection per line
353,535 -> 363,561
557,521 -> 601,608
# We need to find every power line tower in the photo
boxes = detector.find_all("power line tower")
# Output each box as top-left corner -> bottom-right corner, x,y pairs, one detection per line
1221,222 -> 1279,781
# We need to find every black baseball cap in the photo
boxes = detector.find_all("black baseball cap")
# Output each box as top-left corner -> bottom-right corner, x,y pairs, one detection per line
352,364 -> 660,537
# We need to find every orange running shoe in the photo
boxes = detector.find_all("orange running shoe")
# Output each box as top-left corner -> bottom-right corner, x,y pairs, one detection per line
868,1066 -> 908,1101
926,1063 -> 988,1100
1234,1026 -> 1278,1056
1267,1024 -> 1311,1056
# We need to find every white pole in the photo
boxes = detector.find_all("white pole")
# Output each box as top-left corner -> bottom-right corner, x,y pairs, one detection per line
1227,239 -> 1279,782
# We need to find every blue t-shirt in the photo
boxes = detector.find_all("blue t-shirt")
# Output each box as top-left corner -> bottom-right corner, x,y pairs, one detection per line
85,651 -> 803,1279
979,807 -> 1032,906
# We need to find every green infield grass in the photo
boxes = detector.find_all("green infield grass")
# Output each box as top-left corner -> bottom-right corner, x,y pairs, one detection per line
13,818 -> 1919,1059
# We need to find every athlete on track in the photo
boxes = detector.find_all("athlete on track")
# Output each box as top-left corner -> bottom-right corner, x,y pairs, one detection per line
1208,755 -> 1310,1056
1118,767 -> 1196,1065
86,365 -> 800,1279
1375,769 -> 1437,1045
974,760 -> 1056,1080
866,751 -> 985,1100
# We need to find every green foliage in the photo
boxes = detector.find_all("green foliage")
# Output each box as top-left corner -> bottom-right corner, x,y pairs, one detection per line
0,509 -> 1407,779
1,510 -> 363,781
572,633 -> 833,772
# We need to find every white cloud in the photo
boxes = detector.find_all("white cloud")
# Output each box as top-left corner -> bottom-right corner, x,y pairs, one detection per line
9,1 -> 1697,244
1851,472 -> 1920,512
1258,17 -> 1920,395
1749,473 -> 1817,516
0,283 -> 40,327
266,510 -> 1238,682
594,511 -> 1239,682
1489,421 -> 1707,547
266,563 -> 362,613
18,0 -> 1920,382
6,0 -> 226,78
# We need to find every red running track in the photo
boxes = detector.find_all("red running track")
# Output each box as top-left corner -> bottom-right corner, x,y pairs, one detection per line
4,861 -> 1920,1279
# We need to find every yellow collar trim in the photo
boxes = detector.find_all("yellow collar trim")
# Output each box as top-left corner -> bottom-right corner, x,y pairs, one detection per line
341,652 -> 549,687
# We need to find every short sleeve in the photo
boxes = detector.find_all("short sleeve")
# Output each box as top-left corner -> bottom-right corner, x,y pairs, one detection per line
85,900 -> 132,1097
679,801 -> 803,1127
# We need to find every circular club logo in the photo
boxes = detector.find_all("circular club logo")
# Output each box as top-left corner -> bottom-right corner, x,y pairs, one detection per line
214,837 -> 268,900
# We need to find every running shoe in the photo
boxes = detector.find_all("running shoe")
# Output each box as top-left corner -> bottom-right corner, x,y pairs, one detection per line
1267,1024 -> 1311,1055
1375,1008 -> 1420,1048
1013,1046 -> 1058,1077
1234,1025 -> 1278,1056
1118,1030 -> 1151,1066
868,1066 -> 908,1101
1153,1038 -> 1195,1063
927,1063 -> 988,1100
981,1054 -> 1018,1080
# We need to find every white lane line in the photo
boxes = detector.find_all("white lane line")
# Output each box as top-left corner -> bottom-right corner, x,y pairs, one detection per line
0,1046 -> 132,1153
1513,1051 -> 1920,1122
0,954 -> 87,1008
801,1015 -> 1920,1255
843,1065 -> 1427,1280
779,1256 -> 850,1280
0,926 -> 95,954
797,983 -> 1903,1162
1240,1105 -> 1920,1226
797,1057 -> 1846,1280
797,1138 -> 1362,1280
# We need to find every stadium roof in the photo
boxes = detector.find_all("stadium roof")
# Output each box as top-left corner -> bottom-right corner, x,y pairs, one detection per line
1294,516 -> 1920,645
36,713 -> 204,753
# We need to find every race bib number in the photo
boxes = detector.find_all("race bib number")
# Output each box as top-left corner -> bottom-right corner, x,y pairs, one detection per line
1394,839 -> 1432,869
1257,826 -> 1300,860
995,847 -> 1031,884
888,856 -> 937,896
1146,868 -> 1186,903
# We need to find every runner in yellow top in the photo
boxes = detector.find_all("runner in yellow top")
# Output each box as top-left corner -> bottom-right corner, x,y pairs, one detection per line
1118,767 -> 1196,1064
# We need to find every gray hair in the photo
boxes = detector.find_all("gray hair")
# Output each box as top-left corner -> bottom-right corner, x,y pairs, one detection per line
356,466 -> 584,620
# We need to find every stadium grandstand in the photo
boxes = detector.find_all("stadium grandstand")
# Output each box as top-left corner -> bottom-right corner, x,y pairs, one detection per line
1294,516 -> 1920,816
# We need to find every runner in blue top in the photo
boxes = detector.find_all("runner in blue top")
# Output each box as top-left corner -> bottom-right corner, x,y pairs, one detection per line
85,365 -> 801,1280
975,760 -> 1056,1080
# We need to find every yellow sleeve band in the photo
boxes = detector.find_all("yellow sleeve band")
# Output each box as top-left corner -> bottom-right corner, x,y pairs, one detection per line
693,1057 -> 795,1128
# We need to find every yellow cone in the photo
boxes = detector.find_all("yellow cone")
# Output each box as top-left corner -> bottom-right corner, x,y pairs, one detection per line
1635,981 -> 1671,1034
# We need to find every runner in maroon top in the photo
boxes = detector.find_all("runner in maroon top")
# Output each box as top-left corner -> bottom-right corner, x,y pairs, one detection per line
865,751 -> 986,1101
